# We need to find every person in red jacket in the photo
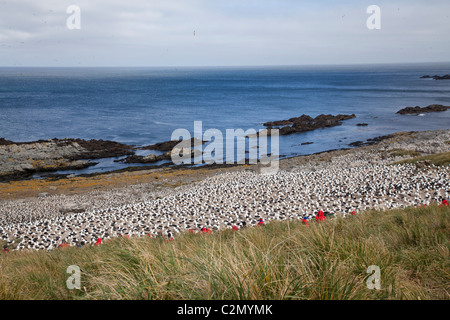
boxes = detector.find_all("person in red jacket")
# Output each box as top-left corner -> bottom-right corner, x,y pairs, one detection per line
315,210 -> 326,221
201,227 -> 212,234
302,217 -> 310,226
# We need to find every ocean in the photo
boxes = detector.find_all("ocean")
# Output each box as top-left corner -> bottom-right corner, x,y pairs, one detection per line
1,63 -> 449,175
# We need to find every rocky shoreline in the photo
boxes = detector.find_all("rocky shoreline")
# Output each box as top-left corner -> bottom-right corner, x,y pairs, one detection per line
0,105 -> 446,182
0,138 -> 134,181
0,133 -> 380,182
0,129 -> 448,251
1,113 -> 359,181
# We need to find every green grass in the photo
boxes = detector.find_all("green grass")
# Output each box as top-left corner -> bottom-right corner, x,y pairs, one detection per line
0,205 -> 449,300
393,151 -> 450,167
387,148 -> 422,158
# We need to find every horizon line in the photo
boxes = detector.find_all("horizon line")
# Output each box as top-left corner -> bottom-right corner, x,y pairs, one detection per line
1,61 -> 450,69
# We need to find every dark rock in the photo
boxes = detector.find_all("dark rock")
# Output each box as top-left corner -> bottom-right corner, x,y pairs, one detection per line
1,138 -> 133,159
421,74 -> 450,80
279,126 -> 297,135
117,148 -> 197,164
397,104 -> 450,115
141,140 -> 182,152
116,153 -> 165,164
434,75 -> 450,80
301,142 -> 314,145
0,138 -> 15,146
263,113 -> 356,136
349,141 -> 364,147
349,133 -> 394,148
141,138 -> 205,151
357,123 -> 369,126
263,119 -> 292,127
63,139 -> 134,159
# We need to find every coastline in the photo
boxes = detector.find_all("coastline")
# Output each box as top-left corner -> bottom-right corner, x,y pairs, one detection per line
0,129 -> 448,200
0,124 -> 408,184
0,128 -> 448,251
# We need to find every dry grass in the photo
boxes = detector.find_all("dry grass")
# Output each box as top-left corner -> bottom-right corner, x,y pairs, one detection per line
387,149 -> 422,158
0,205 -> 448,300
393,151 -> 450,167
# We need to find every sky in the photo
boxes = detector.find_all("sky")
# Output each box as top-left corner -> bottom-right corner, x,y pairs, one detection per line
0,0 -> 449,67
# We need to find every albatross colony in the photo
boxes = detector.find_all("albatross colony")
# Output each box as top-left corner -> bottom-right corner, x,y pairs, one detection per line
1,130 -> 449,251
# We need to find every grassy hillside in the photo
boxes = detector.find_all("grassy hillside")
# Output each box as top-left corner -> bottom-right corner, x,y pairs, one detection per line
0,204 -> 448,300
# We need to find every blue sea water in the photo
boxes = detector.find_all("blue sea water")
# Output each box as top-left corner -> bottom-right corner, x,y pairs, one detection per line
0,63 -> 449,175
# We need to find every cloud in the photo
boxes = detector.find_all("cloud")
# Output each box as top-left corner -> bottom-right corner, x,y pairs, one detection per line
0,0 -> 449,66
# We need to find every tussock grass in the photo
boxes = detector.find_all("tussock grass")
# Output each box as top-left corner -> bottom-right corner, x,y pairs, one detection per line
388,149 -> 422,158
0,205 -> 448,300
393,151 -> 450,167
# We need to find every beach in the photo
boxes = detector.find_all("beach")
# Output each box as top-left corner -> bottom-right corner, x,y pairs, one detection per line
1,129 -> 449,251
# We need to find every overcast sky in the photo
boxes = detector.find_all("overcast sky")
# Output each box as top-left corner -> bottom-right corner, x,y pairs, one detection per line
0,0 -> 449,67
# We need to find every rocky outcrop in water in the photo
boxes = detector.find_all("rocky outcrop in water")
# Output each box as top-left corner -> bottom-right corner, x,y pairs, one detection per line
263,113 -> 356,136
396,104 -> 450,115
420,75 -> 450,80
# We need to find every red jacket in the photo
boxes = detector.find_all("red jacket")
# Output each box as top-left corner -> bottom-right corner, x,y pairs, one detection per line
315,211 -> 326,221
